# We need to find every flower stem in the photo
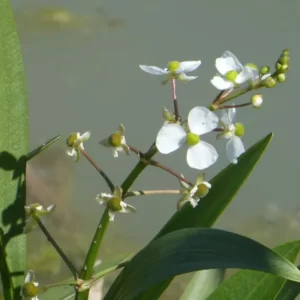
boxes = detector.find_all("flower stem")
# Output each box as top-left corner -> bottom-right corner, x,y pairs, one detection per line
35,217 -> 79,277
80,149 -> 115,192
172,79 -> 179,121
125,189 -> 181,198
128,145 -> 193,186
219,102 -> 251,109
76,209 -> 110,300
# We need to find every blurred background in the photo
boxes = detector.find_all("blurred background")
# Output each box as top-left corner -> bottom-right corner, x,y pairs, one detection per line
10,0 -> 300,298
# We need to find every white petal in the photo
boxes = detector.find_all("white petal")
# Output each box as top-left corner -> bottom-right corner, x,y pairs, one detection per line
215,57 -> 236,75
235,67 -> 252,84
79,131 -> 91,142
24,270 -> 35,284
120,202 -> 136,213
139,65 -> 169,75
156,124 -> 186,154
226,136 -> 245,163
245,66 -> 260,81
66,149 -> 76,157
188,107 -> 219,135
221,51 -> 243,70
108,211 -> 115,221
186,141 -> 218,170
179,73 -> 198,82
178,61 -> 201,73
261,73 -> 271,80
227,106 -> 236,124
211,76 -> 234,90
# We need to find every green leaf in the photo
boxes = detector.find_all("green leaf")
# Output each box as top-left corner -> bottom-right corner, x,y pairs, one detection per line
103,228 -> 300,300
26,135 -> 60,161
274,268 -> 300,300
108,133 -> 273,300
0,0 -> 28,298
206,240 -> 300,300
179,269 -> 225,300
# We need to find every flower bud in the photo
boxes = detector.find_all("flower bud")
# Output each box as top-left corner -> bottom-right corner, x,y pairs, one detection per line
276,73 -> 286,83
263,76 -> 277,88
246,63 -> 258,70
279,55 -> 289,65
260,66 -> 270,75
251,94 -> 263,108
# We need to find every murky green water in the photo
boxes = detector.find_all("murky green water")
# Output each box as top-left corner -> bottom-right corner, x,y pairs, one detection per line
12,0 -> 300,297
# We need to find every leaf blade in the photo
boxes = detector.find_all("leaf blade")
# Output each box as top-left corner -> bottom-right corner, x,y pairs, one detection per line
104,228 -> 300,300
0,0 -> 28,297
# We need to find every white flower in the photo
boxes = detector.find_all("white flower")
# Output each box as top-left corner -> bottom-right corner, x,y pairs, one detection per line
96,186 -> 136,221
24,204 -> 55,233
211,51 -> 254,90
66,131 -> 91,162
20,270 -> 39,299
139,60 -> 201,84
156,106 -> 219,170
218,107 -> 245,164
178,174 -> 211,210
100,124 -> 130,158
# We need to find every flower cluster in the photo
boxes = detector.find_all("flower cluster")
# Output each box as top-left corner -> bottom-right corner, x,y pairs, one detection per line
64,49 -> 289,216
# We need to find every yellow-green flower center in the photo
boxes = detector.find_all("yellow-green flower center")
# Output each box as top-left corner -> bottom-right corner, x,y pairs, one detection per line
66,133 -> 78,147
186,133 -> 200,146
107,197 -> 122,212
246,63 -> 258,70
196,183 -> 209,197
108,133 -> 122,147
167,61 -> 180,73
234,123 -> 245,137
22,282 -> 38,297
225,70 -> 238,82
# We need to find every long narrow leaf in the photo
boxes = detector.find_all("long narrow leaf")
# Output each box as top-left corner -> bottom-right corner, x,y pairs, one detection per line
206,240 -> 300,300
0,0 -> 28,298
179,269 -> 225,300
104,228 -> 300,300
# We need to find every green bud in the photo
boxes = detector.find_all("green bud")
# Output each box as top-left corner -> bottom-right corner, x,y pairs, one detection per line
22,282 -> 38,297
186,133 -> 200,146
235,123 -> 245,137
263,76 -> 277,88
196,183 -> 210,197
225,70 -> 238,82
279,55 -> 289,65
246,63 -> 258,70
276,73 -> 286,83
279,64 -> 289,73
260,66 -> 270,75
107,197 -> 123,212
276,62 -> 282,72
282,48 -> 289,56
108,133 -> 122,147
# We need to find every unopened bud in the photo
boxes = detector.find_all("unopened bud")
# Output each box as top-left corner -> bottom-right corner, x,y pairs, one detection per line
260,66 -> 270,75
263,76 -> 277,88
276,73 -> 286,83
251,94 -> 263,108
